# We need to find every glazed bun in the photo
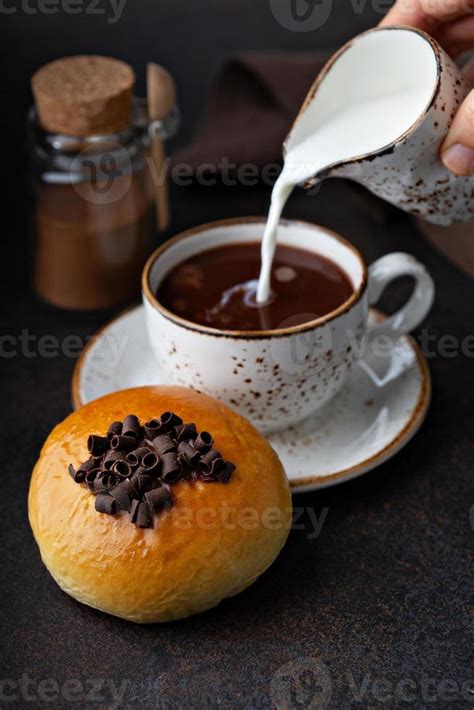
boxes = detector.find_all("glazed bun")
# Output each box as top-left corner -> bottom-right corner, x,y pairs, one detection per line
29,386 -> 291,623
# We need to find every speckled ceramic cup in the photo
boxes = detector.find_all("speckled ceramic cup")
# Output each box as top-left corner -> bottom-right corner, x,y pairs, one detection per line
289,26 -> 473,226
143,218 -> 434,433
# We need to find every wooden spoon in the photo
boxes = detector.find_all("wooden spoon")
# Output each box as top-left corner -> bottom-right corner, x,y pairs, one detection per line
147,63 -> 176,231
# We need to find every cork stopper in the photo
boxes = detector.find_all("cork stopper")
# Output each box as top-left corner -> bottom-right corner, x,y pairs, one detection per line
32,55 -> 135,136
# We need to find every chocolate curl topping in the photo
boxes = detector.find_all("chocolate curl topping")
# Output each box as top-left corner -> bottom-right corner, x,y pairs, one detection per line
93,472 -> 118,493
126,447 -> 151,467
87,435 -> 108,456
138,503 -> 153,528
112,460 -> 131,479
110,434 -> 136,453
95,494 -> 117,515
175,422 -> 198,442
78,458 -> 101,473
107,421 -> 122,440
105,472 -> 120,487
194,431 -> 213,453
122,414 -> 141,440
130,468 -> 154,495
159,411 -> 183,431
110,479 -> 136,512
69,411 -> 236,528
216,461 -> 236,483
144,418 -> 162,439
135,501 -> 153,528
152,434 -> 176,456
200,463 -> 225,482
103,450 -> 124,470
199,449 -> 222,472
145,487 -> 172,513
138,475 -> 154,495
130,499 -> 140,522
161,452 -> 183,483
209,457 -> 224,473
85,468 -> 101,491
142,451 -> 160,474
177,441 -> 200,466
68,464 -> 85,484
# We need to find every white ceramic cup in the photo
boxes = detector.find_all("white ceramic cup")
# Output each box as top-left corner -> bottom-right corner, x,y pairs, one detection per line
143,218 -> 434,433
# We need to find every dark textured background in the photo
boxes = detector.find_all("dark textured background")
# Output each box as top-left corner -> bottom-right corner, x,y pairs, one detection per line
2,1 -> 473,707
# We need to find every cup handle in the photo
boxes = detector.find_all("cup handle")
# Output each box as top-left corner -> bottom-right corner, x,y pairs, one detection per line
367,252 -> 435,338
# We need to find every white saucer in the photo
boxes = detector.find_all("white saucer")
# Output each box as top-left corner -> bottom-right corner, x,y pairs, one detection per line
72,305 -> 430,492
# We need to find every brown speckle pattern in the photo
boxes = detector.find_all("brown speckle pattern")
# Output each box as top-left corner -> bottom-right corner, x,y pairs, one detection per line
147,293 -> 368,432
305,32 -> 473,226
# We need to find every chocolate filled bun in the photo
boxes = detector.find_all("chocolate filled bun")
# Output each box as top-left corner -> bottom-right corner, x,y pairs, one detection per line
29,386 -> 291,623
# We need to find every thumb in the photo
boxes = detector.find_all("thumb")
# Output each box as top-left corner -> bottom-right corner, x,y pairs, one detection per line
441,89 -> 474,176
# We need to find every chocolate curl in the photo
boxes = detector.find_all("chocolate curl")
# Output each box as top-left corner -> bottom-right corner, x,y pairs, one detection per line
87,435 -> 109,456
105,471 -> 119,486
133,501 -> 153,528
145,487 -> 172,513
200,468 -> 223,483
138,475 -> 154,494
107,421 -> 122,440
70,413 -> 235,527
110,479 -> 136,512
161,452 -> 183,483
175,422 -> 198,442
93,472 -> 118,494
95,494 -> 117,515
112,460 -> 132,479
85,468 -> 101,491
122,414 -> 141,440
216,461 -> 236,483
159,411 -> 183,431
130,468 -> 154,495
177,441 -> 200,466
130,499 -> 140,522
199,449 -> 222,472
68,464 -> 85,484
144,418 -> 162,439
201,458 -> 236,483
78,458 -> 101,474
142,451 -> 160,475
126,447 -> 151,467
103,450 -> 124,470
110,434 -> 136,453
194,431 -> 213,453
152,434 -> 176,456
93,474 -> 107,494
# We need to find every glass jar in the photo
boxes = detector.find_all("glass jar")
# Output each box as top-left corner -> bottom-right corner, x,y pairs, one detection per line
28,100 -> 179,310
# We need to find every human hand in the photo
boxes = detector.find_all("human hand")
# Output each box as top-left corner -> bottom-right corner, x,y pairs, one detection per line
381,0 -> 474,176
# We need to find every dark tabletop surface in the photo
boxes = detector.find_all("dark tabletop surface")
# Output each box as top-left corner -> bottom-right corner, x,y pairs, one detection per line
2,2 -> 473,708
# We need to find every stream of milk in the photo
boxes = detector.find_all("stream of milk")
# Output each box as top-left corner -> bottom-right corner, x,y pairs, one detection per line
255,88 -> 428,303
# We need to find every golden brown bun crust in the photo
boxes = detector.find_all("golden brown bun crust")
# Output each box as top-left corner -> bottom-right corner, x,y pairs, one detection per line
29,387 -> 291,623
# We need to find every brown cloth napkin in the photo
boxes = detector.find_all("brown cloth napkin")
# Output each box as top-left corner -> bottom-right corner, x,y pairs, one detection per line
177,52 -> 473,277
417,220 -> 474,277
176,52 -> 327,170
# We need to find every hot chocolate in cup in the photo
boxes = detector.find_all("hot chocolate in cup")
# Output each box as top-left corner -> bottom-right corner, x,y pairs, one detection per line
142,218 -> 434,433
